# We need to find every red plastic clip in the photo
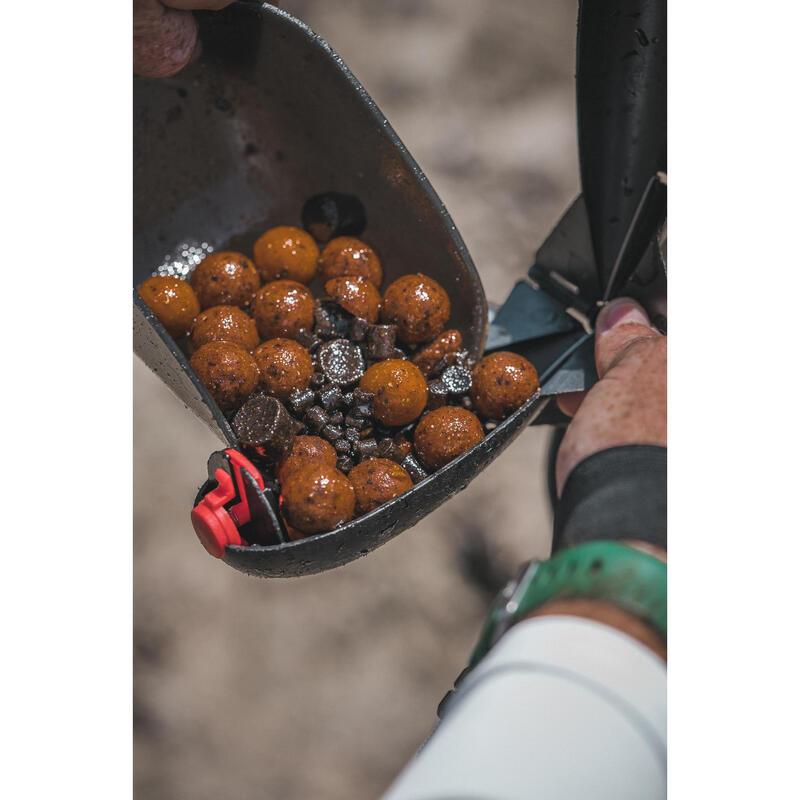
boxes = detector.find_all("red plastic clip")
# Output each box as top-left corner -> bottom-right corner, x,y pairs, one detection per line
191,449 -> 265,558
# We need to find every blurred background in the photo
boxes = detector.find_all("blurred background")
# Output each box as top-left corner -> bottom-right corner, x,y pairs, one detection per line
134,0 -> 579,797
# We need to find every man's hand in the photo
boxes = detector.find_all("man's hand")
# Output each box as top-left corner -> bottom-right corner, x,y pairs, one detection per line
555,297 -> 666,495
133,1 -> 237,79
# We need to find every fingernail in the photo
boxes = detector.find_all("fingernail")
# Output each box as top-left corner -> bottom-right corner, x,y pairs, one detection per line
596,298 -> 651,335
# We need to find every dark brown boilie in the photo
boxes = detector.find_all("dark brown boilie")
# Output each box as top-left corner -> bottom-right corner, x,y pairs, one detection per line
189,305 -> 259,353
189,341 -> 261,412
359,359 -> 428,427
190,251 -> 261,310
318,236 -> 383,287
470,351 -> 540,420
252,280 -> 315,340
253,226 -> 319,284
349,458 -> 413,515
381,274 -> 451,344
138,275 -> 200,339
277,435 -> 338,486
413,405 -> 485,470
413,329 -> 463,376
253,338 -> 314,402
324,276 -> 381,323
280,464 -> 356,535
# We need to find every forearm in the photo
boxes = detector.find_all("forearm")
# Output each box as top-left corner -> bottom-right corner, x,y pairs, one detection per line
381,616 -> 666,800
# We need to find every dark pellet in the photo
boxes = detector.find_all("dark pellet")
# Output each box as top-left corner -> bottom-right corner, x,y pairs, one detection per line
329,410 -> 344,426
314,300 -> 352,339
345,412 -> 366,430
350,317 -> 369,342
354,438 -> 378,461
394,434 -> 413,458
441,365 -> 472,395
377,438 -> 404,463
345,427 -> 361,445
231,394 -> 295,462
354,402 -> 372,419
365,324 -> 397,359
305,405 -> 328,433
296,329 -> 322,352
310,371 -> 325,388
287,387 -> 315,416
334,438 -> 351,455
401,454 -> 428,484
342,392 -> 355,407
358,425 -> 374,439
321,423 -> 344,443
317,338 -> 366,386
427,379 -> 449,410
336,455 -> 355,474
318,384 -> 345,411
353,387 -> 374,404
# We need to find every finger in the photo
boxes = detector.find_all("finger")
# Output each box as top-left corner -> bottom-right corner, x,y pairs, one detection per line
556,391 -> 586,418
133,0 -> 199,78
594,297 -> 661,378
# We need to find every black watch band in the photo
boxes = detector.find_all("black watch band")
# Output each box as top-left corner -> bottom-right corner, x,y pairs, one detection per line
553,445 -> 667,553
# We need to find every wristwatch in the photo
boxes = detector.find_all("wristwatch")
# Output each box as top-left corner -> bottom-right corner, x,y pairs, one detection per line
468,540 -> 667,670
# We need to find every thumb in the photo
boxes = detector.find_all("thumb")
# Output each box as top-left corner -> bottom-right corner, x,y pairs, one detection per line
594,298 -> 661,377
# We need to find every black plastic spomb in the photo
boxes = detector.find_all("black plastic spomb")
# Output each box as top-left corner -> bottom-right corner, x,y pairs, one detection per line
134,2 -> 547,577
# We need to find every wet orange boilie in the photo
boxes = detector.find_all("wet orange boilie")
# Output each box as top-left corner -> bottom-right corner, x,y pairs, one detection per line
413,406 -> 485,470
189,341 -> 261,412
253,226 -> 319,284
190,305 -> 259,353
324,276 -> 381,323
359,359 -> 428,427
318,236 -> 383,287
381,274 -> 450,344
470,351 -> 539,419
277,436 -> 338,486
252,280 -> 315,340
348,458 -> 413,514
138,275 -> 200,338
190,251 -> 261,310
281,465 -> 356,535
253,338 -> 314,402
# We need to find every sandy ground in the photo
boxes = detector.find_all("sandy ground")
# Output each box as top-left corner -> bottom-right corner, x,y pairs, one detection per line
134,1 -> 579,797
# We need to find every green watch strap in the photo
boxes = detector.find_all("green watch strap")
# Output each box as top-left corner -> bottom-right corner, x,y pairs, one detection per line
468,541 -> 667,669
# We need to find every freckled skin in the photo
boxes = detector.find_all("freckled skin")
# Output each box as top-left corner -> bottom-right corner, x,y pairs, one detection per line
381,274 -> 451,344
324,276 -> 381,323
318,236 -> 383,287
470,351 -> 539,419
281,465 -> 355,535
412,329 -> 463,376
349,458 -> 413,514
138,275 -> 200,338
189,305 -> 259,353
189,341 -> 261,412
555,302 -> 666,495
253,226 -> 319,284
413,406 -> 484,470
252,280 -> 315,340
253,338 -> 314,401
277,436 -> 338,486
360,359 -> 428,427
190,251 -> 261,310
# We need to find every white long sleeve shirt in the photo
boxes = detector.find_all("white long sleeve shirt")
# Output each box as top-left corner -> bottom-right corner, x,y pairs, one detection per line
382,615 -> 666,800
